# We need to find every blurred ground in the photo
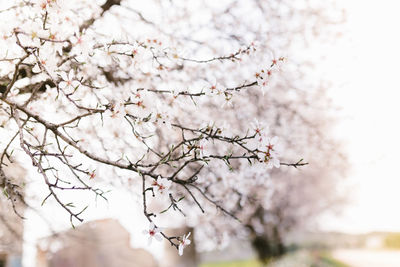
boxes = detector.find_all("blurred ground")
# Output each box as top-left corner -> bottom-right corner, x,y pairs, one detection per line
201,249 -> 400,267
332,249 -> 400,267
201,250 -> 349,267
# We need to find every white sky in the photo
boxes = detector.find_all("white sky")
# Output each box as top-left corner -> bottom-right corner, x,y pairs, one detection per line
321,0 -> 400,233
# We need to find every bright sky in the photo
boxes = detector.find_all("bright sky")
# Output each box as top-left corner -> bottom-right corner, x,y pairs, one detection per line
322,0 -> 400,233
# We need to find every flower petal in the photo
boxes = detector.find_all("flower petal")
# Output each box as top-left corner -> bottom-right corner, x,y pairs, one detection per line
271,136 -> 279,145
72,80 -> 80,88
60,71 -> 68,81
59,81 -> 67,89
32,64 -> 41,73
68,69 -> 74,80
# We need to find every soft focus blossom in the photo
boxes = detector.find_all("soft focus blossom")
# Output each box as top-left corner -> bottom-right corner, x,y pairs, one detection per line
142,222 -> 162,245
251,118 -> 268,136
71,32 -> 93,57
32,53 -> 59,77
59,70 -> 80,93
261,136 -> 281,169
178,232 -> 191,256
197,139 -> 209,159
109,102 -> 127,119
152,176 -> 172,196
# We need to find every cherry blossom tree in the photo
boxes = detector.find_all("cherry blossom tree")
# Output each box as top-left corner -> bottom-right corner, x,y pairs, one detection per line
170,0 -> 347,262
238,83 -> 348,261
188,70 -> 348,262
0,0 -> 345,259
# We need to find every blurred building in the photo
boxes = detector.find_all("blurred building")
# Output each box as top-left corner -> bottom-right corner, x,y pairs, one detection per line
0,198 -> 24,267
286,231 -> 392,250
36,219 -> 158,267
0,159 -> 26,267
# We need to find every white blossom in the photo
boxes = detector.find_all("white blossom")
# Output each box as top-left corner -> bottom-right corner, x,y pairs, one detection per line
152,176 -> 172,196
178,232 -> 191,256
59,70 -> 80,93
142,222 -> 163,245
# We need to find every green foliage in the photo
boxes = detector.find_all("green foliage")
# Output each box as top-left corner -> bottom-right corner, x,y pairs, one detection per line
317,252 -> 350,267
200,251 -> 350,267
384,233 -> 400,249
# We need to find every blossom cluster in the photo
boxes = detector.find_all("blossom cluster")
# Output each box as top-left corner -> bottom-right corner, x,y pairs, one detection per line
143,222 -> 191,256
0,0 -> 293,257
